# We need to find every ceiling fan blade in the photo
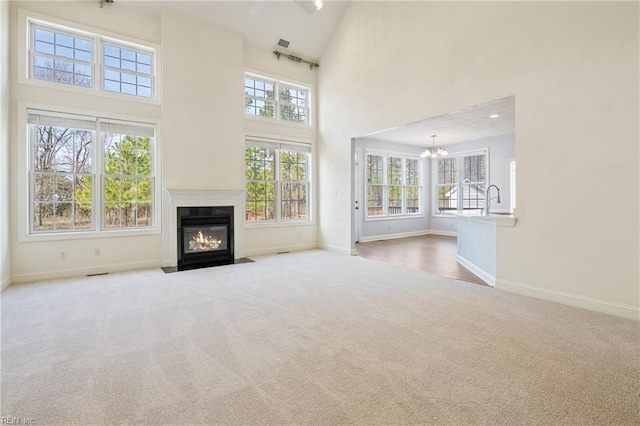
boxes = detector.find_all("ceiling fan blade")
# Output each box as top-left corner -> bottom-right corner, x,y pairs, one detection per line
294,0 -> 317,15
250,0 -> 265,16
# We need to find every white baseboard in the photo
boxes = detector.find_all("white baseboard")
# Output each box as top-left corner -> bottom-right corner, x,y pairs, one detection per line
359,230 -> 430,243
428,229 -> 457,237
456,254 -> 495,286
496,279 -> 640,321
11,260 -> 161,284
1,276 -> 10,291
245,243 -> 318,258
321,243 -> 353,256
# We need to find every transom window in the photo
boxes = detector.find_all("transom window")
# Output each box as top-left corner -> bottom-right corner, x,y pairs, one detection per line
28,109 -> 156,234
31,25 -> 93,88
27,19 -> 156,100
245,138 -> 311,223
435,150 -> 488,215
103,43 -> 153,98
244,73 -> 311,125
365,150 -> 423,218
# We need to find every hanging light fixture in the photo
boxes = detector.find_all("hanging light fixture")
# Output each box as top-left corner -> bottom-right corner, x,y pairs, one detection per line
420,135 -> 448,158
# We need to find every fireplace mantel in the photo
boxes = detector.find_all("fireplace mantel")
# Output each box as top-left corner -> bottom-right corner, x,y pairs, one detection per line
162,188 -> 245,268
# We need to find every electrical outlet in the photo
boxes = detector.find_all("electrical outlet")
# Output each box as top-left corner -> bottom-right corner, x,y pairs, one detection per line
59,250 -> 68,260
93,248 -> 101,256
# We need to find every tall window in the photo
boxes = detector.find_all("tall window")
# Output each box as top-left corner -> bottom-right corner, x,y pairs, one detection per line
30,113 -> 95,231
28,110 -> 156,234
245,139 -> 311,222
435,150 -> 488,215
244,73 -> 311,125
365,151 -> 422,218
27,18 -> 156,100
102,122 -> 155,227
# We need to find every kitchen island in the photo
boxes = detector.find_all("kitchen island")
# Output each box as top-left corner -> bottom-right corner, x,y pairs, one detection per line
455,213 -> 516,286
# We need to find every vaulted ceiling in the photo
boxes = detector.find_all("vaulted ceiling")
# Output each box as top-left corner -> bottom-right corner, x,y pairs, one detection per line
123,0 -> 350,60
122,1 -> 515,146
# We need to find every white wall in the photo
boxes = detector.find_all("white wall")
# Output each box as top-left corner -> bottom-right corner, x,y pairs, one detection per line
161,8 -> 244,191
1,0 -> 11,290
318,2 -> 639,318
430,134 -> 515,234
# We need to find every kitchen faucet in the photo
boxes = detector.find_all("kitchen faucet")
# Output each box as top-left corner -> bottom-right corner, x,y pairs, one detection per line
485,184 -> 501,215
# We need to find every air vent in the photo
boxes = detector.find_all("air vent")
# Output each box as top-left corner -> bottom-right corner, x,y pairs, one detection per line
277,39 -> 290,48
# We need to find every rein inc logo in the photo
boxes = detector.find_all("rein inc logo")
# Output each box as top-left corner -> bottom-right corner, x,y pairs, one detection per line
1,418 -> 36,425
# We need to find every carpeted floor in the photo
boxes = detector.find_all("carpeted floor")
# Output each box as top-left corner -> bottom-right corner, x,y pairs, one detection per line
1,250 -> 639,425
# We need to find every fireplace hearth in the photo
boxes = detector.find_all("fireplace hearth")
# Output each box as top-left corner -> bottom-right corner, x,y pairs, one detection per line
177,206 -> 234,271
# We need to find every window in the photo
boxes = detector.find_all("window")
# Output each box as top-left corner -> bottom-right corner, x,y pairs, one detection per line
244,73 -> 311,125
365,151 -> 423,218
509,160 -> 516,212
435,150 -> 488,215
28,109 -> 156,234
31,25 -> 93,88
103,43 -> 153,98
245,139 -> 311,223
27,18 -> 156,100
244,76 -> 275,118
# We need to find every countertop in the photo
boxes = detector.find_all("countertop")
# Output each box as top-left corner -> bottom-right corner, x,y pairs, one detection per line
455,212 -> 517,227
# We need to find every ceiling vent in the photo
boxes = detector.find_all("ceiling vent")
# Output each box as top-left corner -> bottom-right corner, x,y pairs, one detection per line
277,39 -> 290,48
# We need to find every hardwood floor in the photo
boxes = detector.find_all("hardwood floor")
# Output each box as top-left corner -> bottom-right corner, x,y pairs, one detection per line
356,234 -> 488,286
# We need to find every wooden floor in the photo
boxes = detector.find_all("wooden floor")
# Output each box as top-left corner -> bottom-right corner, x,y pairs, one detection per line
356,234 -> 487,286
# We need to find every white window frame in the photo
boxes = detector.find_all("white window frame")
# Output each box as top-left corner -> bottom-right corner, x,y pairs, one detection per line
432,148 -> 489,217
18,10 -> 162,104
17,102 -> 162,242
364,149 -> 424,220
244,136 -> 313,226
244,71 -> 312,127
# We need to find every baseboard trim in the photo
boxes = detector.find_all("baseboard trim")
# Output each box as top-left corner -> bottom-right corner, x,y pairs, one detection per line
496,279 -> 640,321
321,244 -> 352,256
359,230 -> 430,243
428,230 -> 457,237
456,254 -> 495,286
244,243 -> 318,257
11,260 -> 161,284
1,276 -> 10,291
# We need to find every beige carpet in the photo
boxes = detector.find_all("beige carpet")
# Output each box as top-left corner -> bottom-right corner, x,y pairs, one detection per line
1,250 -> 638,425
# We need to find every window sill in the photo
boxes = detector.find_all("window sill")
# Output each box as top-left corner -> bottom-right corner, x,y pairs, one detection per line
245,220 -> 315,230
244,114 -> 315,131
17,78 -> 162,106
18,226 -> 161,243
364,214 -> 425,222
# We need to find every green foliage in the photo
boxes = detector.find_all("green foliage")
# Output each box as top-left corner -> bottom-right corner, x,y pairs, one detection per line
103,135 -> 152,226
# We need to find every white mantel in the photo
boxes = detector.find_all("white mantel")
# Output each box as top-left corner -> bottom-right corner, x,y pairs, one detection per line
162,188 -> 245,267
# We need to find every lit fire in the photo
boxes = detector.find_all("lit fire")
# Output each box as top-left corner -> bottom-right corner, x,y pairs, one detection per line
188,231 -> 221,251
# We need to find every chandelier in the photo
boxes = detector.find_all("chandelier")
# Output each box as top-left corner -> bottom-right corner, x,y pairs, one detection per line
420,135 -> 448,158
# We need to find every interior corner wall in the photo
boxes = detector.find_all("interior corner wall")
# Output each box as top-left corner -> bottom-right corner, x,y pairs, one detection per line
1,0 -> 11,290
318,2 -> 639,314
161,8 -> 244,191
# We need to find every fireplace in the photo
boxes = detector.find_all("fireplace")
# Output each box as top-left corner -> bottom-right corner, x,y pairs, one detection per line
177,206 -> 234,270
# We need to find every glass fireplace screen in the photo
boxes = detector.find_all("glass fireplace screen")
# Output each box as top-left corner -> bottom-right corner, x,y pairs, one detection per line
183,225 -> 228,254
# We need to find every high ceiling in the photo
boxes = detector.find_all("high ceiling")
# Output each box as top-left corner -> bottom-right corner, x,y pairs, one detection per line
363,96 -> 516,147
121,1 -> 514,147
122,0 -> 350,60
